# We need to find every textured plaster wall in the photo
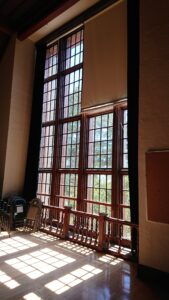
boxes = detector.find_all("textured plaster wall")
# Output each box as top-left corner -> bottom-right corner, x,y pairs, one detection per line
1,38 -> 35,197
139,0 -> 169,272
83,0 -> 127,108
0,36 -> 16,196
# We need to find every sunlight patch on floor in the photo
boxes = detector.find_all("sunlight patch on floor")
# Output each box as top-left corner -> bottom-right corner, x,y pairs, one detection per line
5,247 -> 75,279
109,245 -> 131,256
0,270 -> 20,289
0,236 -> 38,257
99,254 -> 123,265
45,264 -> 102,295
23,292 -> 43,300
58,240 -> 95,255
0,232 -> 9,237
31,232 -> 59,242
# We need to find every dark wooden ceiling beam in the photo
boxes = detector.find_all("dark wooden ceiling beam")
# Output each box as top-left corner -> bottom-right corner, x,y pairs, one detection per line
0,0 -> 24,18
15,0 -> 66,30
0,25 -> 13,36
7,0 -> 36,25
0,31 -> 10,60
18,0 -> 80,41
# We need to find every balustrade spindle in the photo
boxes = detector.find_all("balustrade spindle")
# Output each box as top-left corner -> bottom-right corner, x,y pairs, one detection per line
98,213 -> 108,251
62,206 -> 72,239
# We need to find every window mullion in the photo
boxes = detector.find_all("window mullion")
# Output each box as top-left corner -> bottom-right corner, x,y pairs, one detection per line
50,39 -> 63,206
112,107 -> 121,218
77,113 -> 87,211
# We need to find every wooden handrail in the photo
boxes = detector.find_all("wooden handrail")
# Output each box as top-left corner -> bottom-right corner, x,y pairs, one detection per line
106,215 -> 138,228
70,209 -> 99,220
42,204 -> 65,211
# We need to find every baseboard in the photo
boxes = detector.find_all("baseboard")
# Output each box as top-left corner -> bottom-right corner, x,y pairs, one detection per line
138,264 -> 169,286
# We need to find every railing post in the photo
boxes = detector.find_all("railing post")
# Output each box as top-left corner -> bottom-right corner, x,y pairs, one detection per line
131,225 -> 139,261
98,213 -> 107,251
62,206 -> 72,239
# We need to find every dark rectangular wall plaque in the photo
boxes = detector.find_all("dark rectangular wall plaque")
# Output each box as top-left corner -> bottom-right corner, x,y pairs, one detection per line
146,151 -> 169,224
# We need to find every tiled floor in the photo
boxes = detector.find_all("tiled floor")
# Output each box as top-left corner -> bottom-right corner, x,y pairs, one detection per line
0,231 -> 168,300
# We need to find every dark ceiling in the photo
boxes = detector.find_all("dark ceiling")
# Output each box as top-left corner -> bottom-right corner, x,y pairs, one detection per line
0,0 -> 79,59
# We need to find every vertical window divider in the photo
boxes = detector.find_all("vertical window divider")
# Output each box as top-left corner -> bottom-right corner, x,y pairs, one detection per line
77,113 -> 86,211
111,106 -> 122,242
117,108 -> 123,219
50,40 -> 63,206
112,107 -> 117,218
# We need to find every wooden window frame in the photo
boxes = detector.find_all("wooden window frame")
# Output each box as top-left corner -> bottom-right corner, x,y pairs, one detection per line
37,27 -> 130,243
82,103 -> 128,219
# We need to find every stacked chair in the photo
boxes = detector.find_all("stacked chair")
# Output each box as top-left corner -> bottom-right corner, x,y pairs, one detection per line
0,196 -> 26,237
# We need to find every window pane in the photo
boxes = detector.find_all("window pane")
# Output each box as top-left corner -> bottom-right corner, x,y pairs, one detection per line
88,113 -> 113,168
42,80 -> 57,122
122,175 -> 130,205
60,173 -> 78,198
122,225 -> 131,240
39,126 -> 55,169
37,195 -> 50,206
64,199 -> 77,210
44,44 -> 58,78
61,121 -> 80,168
123,208 -> 131,222
86,203 -> 111,217
62,69 -> 82,117
87,174 -> 112,205
37,172 -> 52,196
122,109 -> 128,168
62,30 -> 83,70
59,173 -> 78,209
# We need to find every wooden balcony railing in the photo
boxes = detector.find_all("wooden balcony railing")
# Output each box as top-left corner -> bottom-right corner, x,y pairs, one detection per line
40,204 -> 139,260
69,210 -> 99,248
105,216 -> 139,259
40,205 -> 65,238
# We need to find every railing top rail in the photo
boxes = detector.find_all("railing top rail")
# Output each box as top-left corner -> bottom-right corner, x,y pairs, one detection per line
105,216 -> 139,228
42,204 -> 65,212
42,204 -> 99,219
70,209 -> 99,219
